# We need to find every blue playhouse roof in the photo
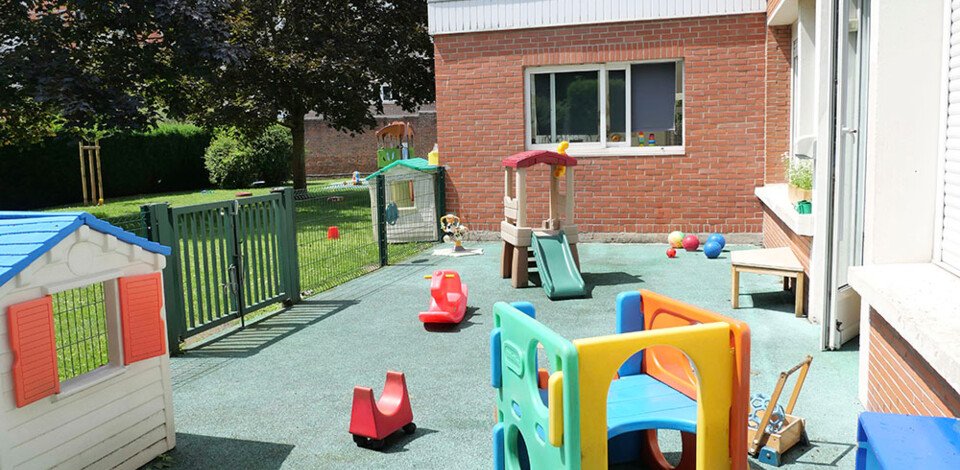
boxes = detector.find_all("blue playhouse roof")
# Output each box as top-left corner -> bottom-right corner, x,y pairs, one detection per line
0,212 -> 171,288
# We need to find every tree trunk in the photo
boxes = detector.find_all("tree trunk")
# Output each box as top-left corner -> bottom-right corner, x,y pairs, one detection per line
290,104 -> 307,190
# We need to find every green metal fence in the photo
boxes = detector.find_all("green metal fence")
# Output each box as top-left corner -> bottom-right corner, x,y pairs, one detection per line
140,172 -> 443,354
52,282 -> 110,381
143,188 -> 298,351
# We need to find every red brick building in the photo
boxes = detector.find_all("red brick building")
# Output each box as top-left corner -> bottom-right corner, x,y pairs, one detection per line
430,1 -> 789,240
304,103 -> 437,177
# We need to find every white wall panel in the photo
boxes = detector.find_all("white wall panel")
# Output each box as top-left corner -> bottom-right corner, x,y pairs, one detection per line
428,0 -> 766,34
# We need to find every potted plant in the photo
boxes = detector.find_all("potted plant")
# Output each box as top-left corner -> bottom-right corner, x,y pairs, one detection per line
784,154 -> 813,206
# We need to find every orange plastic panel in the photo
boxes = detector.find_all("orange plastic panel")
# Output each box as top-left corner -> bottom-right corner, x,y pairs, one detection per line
639,289 -> 751,470
7,296 -> 60,407
118,273 -> 167,365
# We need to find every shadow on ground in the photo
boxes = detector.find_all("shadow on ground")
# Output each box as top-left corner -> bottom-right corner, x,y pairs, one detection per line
379,427 -> 440,454
423,307 -> 481,333
185,300 -> 357,358
161,433 -> 294,470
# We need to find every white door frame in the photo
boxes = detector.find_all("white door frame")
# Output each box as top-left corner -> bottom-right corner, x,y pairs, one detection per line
810,0 -> 839,347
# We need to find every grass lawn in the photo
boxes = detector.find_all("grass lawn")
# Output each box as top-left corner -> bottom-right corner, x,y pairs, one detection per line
42,176 -> 438,352
46,179 -> 345,220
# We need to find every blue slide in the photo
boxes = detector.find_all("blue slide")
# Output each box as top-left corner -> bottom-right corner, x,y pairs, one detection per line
530,231 -> 587,300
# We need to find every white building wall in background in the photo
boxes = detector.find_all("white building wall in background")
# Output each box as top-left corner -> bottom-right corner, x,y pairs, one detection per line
427,0 -> 766,35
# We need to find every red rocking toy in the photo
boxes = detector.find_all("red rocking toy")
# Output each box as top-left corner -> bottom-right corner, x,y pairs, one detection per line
349,371 -> 416,449
418,270 -> 468,324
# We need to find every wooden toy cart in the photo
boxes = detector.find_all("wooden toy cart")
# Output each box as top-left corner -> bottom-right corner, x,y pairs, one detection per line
748,356 -> 813,466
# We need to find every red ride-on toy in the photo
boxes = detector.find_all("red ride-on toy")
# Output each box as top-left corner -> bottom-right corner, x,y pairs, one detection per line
419,270 -> 468,324
349,371 -> 416,450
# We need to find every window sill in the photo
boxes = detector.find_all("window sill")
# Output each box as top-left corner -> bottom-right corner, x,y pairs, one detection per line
848,263 -> 960,394
527,146 -> 685,158
755,184 -> 815,237
53,364 -> 125,401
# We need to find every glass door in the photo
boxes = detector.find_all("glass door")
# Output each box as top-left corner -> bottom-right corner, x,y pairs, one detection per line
825,0 -> 869,349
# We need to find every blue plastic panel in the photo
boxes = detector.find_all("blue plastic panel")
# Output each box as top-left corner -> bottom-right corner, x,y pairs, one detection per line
856,412 -> 960,469
0,212 -> 171,288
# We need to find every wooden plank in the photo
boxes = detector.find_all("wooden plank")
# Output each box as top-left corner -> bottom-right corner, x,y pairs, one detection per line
52,411 -> 165,469
731,247 -> 803,272
731,266 -> 740,309
734,266 -> 799,278
12,389 -> 165,466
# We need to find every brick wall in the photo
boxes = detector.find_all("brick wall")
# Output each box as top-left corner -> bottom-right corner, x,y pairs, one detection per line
434,14 -> 785,235
304,110 -> 437,177
867,309 -> 960,417
762,209 -> 811,273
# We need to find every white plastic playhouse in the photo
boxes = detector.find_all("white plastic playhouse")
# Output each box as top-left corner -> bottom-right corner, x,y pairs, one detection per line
0,212 -> 174,469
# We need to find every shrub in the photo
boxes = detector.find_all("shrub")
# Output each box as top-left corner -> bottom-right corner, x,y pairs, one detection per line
204,130 -> 258,188
250,125 -> 292,186
204,125 -> 292,188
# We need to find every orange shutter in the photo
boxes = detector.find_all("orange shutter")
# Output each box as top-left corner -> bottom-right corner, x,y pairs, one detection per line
118,273 -> 167,365
7,296 -> 60,407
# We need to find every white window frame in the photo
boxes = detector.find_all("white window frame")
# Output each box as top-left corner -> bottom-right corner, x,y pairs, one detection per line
380,84 -> 395,104
935,0 -> 960,277
524,60 -> 685,157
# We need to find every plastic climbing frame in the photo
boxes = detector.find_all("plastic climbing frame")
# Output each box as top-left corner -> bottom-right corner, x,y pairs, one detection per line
490,290 -> 750,470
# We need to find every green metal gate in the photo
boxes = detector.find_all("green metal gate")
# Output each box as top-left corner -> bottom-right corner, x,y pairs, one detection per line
143,188 -> 299,352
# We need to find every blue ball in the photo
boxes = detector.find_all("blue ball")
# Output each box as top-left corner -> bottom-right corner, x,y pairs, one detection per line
703,241 -> 723,259
707,233 -> 726,250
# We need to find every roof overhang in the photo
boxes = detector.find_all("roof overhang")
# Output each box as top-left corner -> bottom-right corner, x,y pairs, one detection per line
428,0 -> 766,35
768,0 -> 799,26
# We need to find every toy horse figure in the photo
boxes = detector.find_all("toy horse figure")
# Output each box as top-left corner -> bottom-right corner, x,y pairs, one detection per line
419,270 -> 468,324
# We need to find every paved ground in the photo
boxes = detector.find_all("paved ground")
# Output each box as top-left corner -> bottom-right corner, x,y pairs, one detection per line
162,242 -> 862,469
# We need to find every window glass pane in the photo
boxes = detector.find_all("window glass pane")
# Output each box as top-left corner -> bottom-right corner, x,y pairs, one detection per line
631,62 -> 682,146
555,71 -> 599,143
607,70 -> 626,143
531,73 -> 552,144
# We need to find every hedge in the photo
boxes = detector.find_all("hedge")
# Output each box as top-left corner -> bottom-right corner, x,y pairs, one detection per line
0,123 -> 212,210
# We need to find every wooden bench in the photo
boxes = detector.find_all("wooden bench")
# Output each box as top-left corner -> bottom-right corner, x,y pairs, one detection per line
731,247 -> 806,317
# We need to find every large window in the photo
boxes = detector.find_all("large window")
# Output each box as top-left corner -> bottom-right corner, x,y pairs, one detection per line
526,61 -> 684,155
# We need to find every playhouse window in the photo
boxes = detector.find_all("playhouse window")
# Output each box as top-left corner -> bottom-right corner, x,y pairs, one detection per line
52,283 -> 111,381
526,61 -> 684,155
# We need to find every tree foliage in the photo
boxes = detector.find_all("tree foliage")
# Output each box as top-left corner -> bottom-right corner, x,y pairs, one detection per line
176,0 -> 435,188
0,1 -> 238,144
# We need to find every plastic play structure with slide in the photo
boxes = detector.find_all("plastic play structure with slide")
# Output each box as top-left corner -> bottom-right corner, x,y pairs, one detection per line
500,143 -> 586,300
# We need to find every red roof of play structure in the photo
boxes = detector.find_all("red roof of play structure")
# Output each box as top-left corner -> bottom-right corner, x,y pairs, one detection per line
502,150 -> 578,169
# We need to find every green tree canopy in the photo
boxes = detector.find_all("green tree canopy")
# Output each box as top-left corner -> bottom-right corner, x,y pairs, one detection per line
0,1 -> 238,144
174,0 -> 435,189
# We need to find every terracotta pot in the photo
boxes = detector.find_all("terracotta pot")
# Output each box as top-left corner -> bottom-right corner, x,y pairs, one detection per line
787,184 -> 813,204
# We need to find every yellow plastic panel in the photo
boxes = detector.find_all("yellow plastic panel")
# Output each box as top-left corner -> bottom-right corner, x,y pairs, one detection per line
573,323 -> 733,470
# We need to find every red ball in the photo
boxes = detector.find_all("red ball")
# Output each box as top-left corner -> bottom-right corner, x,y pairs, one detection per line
666,248 -> 677,258
682,234 -> 700,252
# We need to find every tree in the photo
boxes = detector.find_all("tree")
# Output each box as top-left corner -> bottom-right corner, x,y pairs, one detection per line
0,1 -> 238,144
174,0 -> 435,190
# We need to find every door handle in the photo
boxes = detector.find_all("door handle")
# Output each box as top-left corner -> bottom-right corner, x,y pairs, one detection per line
842,127 -> 858,135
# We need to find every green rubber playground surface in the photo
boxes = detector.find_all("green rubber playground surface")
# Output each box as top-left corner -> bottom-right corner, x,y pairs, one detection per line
163,242 -> 862,470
